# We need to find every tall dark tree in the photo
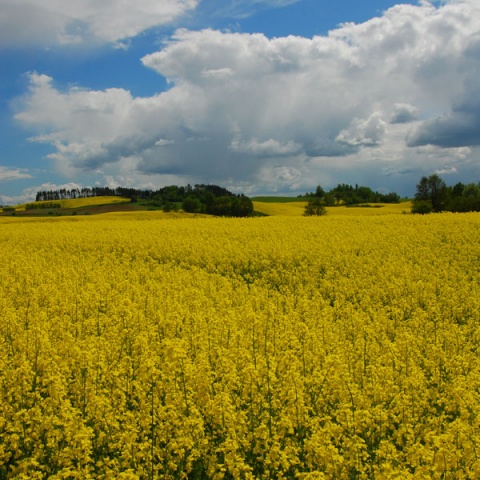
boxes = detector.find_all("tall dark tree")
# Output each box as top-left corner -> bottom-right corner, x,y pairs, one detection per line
304,198 -> 327,216
182,196 -> 202,213
315,185 -> 325,198
413,174 -> 448,213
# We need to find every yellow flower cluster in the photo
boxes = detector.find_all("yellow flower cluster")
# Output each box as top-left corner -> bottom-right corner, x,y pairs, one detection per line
1,212 -> 480,479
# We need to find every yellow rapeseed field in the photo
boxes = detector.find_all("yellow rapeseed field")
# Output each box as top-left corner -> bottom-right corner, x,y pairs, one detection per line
253,201 -> 308,216
7,196 -> 130,212
1,210 -> 480,479
59,196 -> 131,209
252,201 -> 412,217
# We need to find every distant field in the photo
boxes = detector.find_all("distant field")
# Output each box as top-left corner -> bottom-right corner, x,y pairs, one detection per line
17,196 -> 130,210
2,197 -> 136,216
253,200 -> 308,216
253,199 -> 413,216
59,196 -> 130,209
328,201 -> 413,216
3,196 -> 413,217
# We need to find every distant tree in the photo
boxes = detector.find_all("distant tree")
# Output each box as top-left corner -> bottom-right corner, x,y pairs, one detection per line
299,184 -> 399,204
209,196 -> 231,216
182,196 -> 202,213
231,195 -> 254,217
206,195 -> 253,217
315,185 -> 325,198
429,175 -> 448,212
413,174 -> 448,213
323,193 -> 336,206
451,182 -> 465,198
381,192 -> 400,203
415,177 -> 430,201
446,182 -> 480,212
204,191 -> 215,212
411,200 -> 433,214
463,183 -> 480,198
304,198 -> 327,216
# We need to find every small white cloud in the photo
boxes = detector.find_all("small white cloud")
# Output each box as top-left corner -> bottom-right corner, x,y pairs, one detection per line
200,0 -> 300,21
0,166 -> 32,182
155,139 -> 175,146
336,113 -> 388,147
435,166 -> 457,175
257,165 -> 303,192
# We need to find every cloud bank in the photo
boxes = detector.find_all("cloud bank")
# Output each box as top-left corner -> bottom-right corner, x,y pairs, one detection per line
14,0 -> 480,194
0,0 -> 198,46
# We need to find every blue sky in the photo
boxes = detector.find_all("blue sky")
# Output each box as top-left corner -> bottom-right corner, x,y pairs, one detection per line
1,0 -> 479,203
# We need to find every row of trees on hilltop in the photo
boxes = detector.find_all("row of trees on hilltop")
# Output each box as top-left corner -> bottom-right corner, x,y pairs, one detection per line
412,174 -> 480,213
35,186 -> 144,201
35,184 -> 254,217
300,184 -> 400,205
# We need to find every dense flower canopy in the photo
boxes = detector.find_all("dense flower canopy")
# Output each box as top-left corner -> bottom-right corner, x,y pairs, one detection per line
1,210 -> 480,477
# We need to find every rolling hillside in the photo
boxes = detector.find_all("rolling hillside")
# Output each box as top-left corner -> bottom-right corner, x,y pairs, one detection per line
2,195 -> 413,217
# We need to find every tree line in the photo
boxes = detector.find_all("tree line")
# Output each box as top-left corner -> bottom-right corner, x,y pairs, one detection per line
300,183 -> 400,216
301,176 -> 480,215
35,184 -> 254,217
35,186 -> 141,201
299,184 -> 401,205
412,174 -> 480,214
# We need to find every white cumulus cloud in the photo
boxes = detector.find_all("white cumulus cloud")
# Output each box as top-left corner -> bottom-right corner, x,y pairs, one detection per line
13,0 -> 480,194
0,0 -> 198,47
336,113 -> 388,147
